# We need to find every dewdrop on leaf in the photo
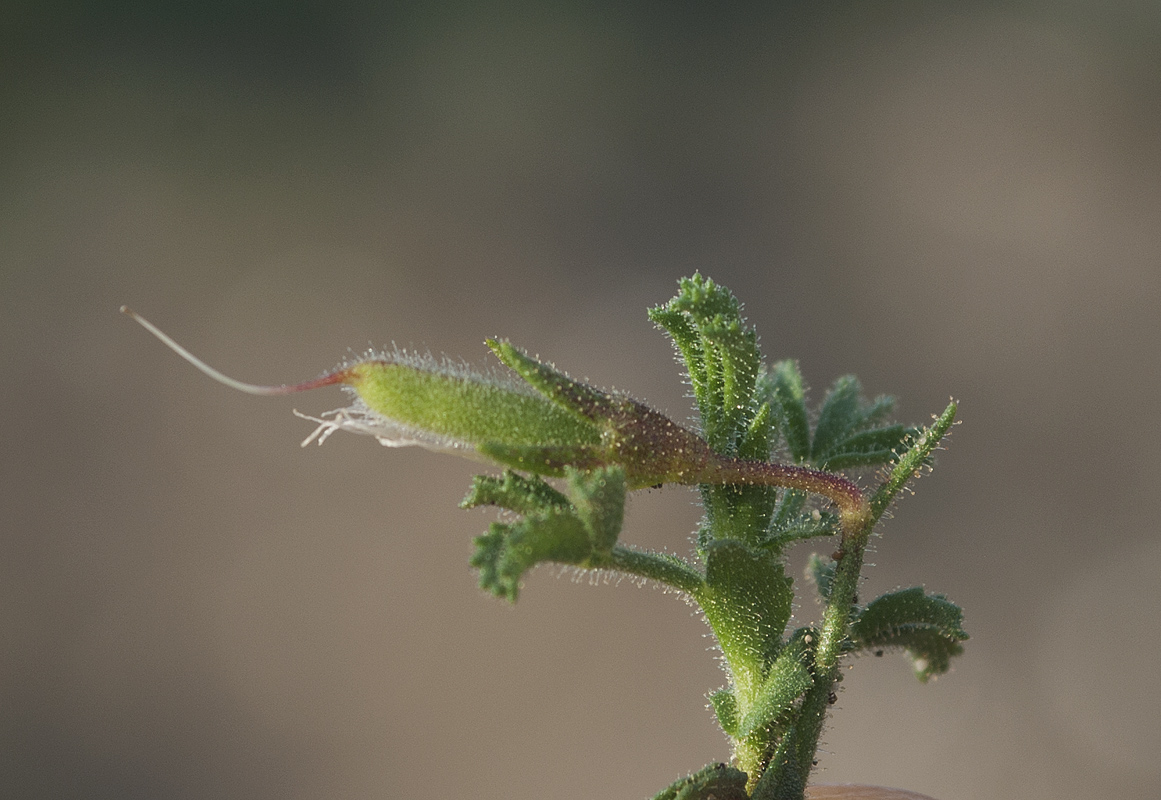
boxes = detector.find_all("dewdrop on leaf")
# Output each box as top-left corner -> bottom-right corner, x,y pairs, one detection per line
120,306 -> 603,465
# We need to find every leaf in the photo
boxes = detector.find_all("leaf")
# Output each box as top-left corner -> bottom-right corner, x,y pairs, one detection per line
652,763 -> 750,800
859,393 -> 897,427
768,510 -> 840,547
810,375 -> 862,462
699,315 -> 761,454
709,688 -> 740,737
737,400 -> 774,462
466,467 -> 630,600
474,442 -> 607,478
697,540 -> 793,695
809,378 -> 910,470
567,466 -> 626,554
769,488 -> 807,531
469,512 -> 592,602
487,339 -> 619,425
483,343 -> 720,489
649,306 -> 707,402
817,424 -> 917,470
459,470 -> 570,515
766,360 -> 810,463
750,724 -> 806,800
649,274 -> 764,456
469,525 -> 512,599
850,587 -> 969,681
735,635 -> 814,738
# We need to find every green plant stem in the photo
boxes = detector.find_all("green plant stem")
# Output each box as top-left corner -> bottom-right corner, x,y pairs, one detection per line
594,545 -> 707,596
699,457 -> 870,532
813,401 -> 959,675
801,522 -> 870,755
780,400 -> 958,798
870,400 -> 958,524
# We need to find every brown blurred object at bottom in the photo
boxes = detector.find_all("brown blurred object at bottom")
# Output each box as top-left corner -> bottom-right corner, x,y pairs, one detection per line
807,786 -> 937,800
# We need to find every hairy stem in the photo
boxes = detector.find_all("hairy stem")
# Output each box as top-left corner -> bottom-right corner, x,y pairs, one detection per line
698,457 -> 870,535
594,545 -> 706,596
871,400 -> 958,523
788,400 -> 959,796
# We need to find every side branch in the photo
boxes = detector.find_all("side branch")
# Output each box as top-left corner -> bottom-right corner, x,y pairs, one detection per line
700,457 -> 870,536
594,546 -> 706,596
870,400 -> 958,524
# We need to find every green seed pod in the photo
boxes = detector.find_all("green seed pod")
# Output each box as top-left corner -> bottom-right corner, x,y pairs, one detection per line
309,357 -> 605,457
121,307 -> 603,465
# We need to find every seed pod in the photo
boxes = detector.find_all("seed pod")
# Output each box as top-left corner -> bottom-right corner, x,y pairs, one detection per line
121,307 -> 602,464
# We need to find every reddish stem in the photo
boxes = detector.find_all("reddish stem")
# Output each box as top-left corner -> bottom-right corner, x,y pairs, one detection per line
700,456 -> 870,535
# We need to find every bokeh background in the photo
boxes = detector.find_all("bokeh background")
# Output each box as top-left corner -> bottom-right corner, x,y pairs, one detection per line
4,3 -> 1160,799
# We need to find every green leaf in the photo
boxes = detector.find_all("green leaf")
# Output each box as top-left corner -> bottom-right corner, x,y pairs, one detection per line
567,466 -> 626,553
459,470 -> 570,515
766,360 -> 810,463
648,306 -> 707,402
736,635 -> 814,738
469,511 -> 593,602
750,726 -> 807,800
817,424 -> 915,471
484,342 -> 720,489
810,375 -> 862,462
850,587 -> 969,681
652,763 -> 750,800
768,510 -> 839,547
487,339 -> 619,425
474,442 -> 607,478
737,400 -> 774,462
699,316 -> 761,454
710,688 -> 740,737
769,488 -> 807,531
469,525 -> 512,600
858,393 -> 897,427
808,378 -> 909,471
649,274 -> 763,456
697,540 -> 793,698
603,546 -> 706,597
764,490 -> 841,547
466,467 -> 631,600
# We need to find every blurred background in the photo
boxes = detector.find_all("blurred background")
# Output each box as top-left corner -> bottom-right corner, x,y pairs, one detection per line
3,2 -> 1160,799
